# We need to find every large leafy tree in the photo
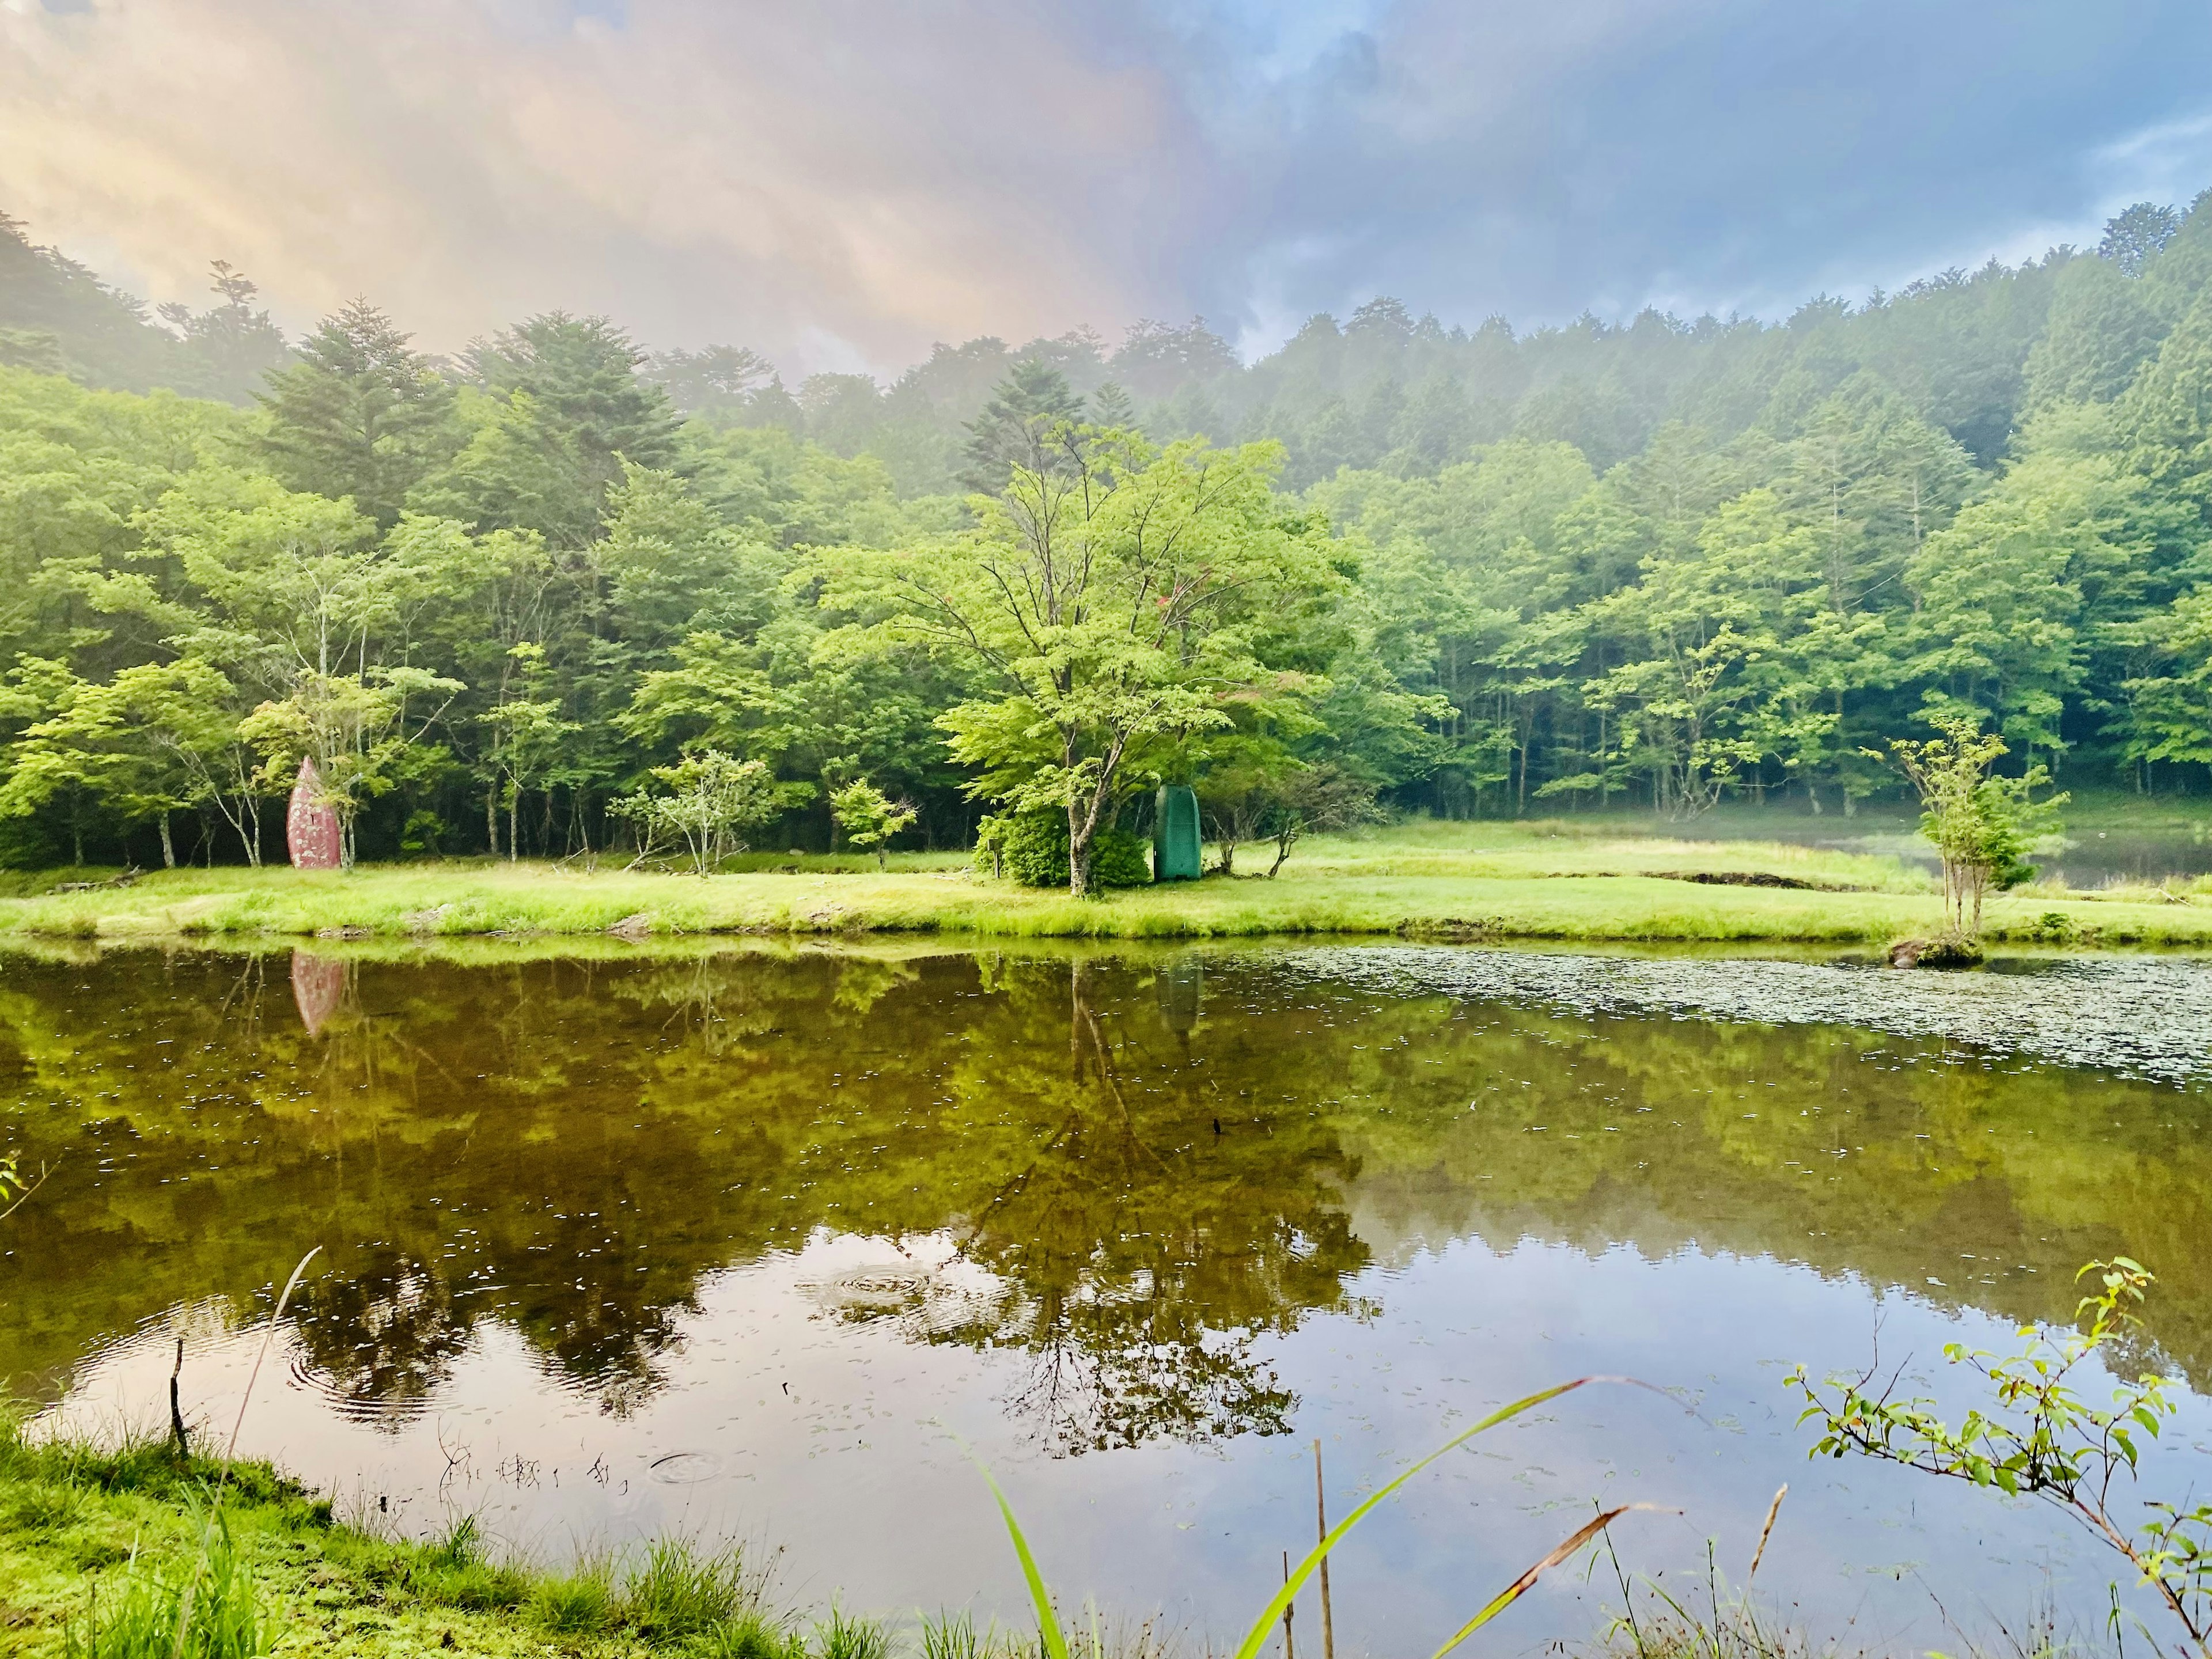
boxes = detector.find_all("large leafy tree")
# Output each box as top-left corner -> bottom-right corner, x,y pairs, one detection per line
829,429 -> 1339,892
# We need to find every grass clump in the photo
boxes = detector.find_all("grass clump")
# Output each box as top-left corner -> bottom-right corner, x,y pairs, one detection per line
408,1516 -> 532,1612
621,1536 -> 754,1638
62,1514 -> 270,1659
525,1556 -> 617,1634
809,1604 -> 895,1659
695,1605 -> 806,1659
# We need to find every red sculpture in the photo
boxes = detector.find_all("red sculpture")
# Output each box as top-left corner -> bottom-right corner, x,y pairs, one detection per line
286,757 -> 342,870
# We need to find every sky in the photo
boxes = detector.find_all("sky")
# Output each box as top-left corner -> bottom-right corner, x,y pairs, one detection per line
4,0 -> 2212,376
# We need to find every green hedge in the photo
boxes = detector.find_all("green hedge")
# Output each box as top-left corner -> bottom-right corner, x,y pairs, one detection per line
1002,810 -> 1151,889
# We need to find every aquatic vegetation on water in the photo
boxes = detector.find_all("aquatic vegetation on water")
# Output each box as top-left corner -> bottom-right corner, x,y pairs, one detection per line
1287,944 -> 2212,1083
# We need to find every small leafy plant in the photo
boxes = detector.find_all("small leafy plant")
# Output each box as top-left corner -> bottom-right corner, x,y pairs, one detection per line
831,779 -> 918,870
1789,1259 -> 2212,1657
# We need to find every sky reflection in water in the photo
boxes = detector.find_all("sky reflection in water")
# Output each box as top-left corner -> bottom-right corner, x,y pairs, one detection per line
4,943 -> 2210,1654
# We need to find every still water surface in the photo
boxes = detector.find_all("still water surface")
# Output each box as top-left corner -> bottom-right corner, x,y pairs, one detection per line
4,943 -> 2211,1653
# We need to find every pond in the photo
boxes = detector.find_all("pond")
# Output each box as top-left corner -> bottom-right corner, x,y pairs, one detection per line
4,942 -> 2211,1655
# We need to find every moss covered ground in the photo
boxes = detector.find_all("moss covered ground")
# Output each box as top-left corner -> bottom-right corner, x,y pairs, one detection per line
0,819 -> 2206,948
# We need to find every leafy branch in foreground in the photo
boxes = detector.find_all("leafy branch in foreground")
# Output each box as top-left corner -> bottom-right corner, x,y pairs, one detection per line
980,1376 -> 1662,1659
1789,1259 -> 2212,1658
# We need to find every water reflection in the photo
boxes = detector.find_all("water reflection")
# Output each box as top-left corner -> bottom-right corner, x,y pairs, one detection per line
3,944 -> 2211,1434
9,942 -> 2212,1644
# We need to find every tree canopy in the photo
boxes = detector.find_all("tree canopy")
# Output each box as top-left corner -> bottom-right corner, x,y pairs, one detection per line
1,190 -> 2210,869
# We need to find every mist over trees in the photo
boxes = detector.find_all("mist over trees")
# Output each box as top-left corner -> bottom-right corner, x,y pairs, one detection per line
1,190 -> 2209,870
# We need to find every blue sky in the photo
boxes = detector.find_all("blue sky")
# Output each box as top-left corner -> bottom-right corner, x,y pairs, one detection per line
5,0 -> 2210,371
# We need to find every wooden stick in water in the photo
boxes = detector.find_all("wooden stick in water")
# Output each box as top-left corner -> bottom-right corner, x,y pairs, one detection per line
1282,1549 -> 1296,1659
1314,1438 -> 1335,1659
169,1337 -> 188,1457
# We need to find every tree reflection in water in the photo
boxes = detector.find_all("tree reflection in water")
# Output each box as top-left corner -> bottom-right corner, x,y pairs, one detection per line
1,944 -> 2209,1452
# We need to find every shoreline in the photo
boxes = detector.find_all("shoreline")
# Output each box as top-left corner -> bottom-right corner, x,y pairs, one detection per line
0,858 -> 2207,950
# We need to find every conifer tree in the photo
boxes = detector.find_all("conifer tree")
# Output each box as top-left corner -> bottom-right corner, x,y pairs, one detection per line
260,298 -> 458,527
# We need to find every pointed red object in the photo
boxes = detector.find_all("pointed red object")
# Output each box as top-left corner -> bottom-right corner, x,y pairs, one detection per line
286,757 -> 342,869
291,950 -> 346,1037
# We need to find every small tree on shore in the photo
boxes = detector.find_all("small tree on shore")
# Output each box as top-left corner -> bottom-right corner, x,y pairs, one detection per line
1255,762 -> 1383,877
612,750 -> 785,875
1872,714 -> 2065,939
830,779 -> 916,870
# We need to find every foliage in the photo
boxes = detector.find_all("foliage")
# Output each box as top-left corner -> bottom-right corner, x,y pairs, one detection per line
63,1512 -> 271,1659
829,778 -> 917,868
1873,714 -> 2067,938
240,665 -> 464,869
1000,808 -> 1150,890
827,428 -> 1339,895
7,192 -> 2212,872
258,299 -> 457,528
612,751 -> 790,875
1790,1260 -> 2212,1658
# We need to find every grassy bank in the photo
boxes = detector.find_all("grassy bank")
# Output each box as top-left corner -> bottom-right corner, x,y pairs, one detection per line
0,1425 -> 848,1658
0,1425 -> 2074,1659
1,820 -> 2207,948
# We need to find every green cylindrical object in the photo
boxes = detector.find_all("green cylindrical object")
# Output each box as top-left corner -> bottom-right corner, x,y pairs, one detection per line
1154,785 -> 1202,881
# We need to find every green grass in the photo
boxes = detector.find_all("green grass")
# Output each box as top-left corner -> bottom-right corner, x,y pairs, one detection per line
0,819 -> 2207,948
0,1419 -> 816,1658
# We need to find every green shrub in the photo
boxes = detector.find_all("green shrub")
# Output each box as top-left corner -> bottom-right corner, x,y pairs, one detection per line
1002,811 -> 1149,890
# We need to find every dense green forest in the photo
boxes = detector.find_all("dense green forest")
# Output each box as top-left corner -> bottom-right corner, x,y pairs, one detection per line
1,191 -> 2210,872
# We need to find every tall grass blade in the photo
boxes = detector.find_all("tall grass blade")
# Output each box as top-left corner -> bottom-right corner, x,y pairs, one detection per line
1427,1503 -> 1674,1659
974,1460 -> 1070,1659
172,1247 -> 320,1659
1229,1376 -> 1633,1659
1746,1484 -> 1786,1584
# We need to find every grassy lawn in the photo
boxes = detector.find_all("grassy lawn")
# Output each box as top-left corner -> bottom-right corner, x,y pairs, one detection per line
0,818 -> 2205,947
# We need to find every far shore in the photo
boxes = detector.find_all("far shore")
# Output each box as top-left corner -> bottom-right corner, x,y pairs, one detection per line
2,822 -> 2206,949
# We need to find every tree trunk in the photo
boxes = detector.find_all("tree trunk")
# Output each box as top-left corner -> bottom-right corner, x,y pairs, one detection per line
158,813 -> 175,869
72,820 -> 83,867
486,781 -> 499,858
509,794 -> 519,863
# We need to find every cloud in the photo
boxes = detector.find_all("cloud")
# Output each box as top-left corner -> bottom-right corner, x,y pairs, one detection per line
0,0 -> 1205,367
2,0 -> 2210,374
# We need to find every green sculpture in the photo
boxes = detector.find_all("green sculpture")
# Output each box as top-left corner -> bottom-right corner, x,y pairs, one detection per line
1153,785 -> 1202,881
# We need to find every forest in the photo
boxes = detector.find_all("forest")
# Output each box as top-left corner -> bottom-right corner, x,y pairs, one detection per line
1,191 -> 2210,872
